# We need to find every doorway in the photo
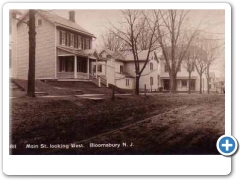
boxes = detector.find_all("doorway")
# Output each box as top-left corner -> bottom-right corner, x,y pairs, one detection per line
163,79 -> 170,90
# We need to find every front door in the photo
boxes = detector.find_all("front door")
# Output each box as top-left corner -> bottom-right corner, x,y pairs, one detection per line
163,79 -> 170,90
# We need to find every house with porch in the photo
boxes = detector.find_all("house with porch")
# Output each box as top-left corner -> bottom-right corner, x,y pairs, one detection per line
99,49 -> 161,91
159,47 -> 208,92
15,10 -> 99,81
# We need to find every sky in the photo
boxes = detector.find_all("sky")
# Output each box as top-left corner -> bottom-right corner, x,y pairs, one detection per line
53,9 -> 225,77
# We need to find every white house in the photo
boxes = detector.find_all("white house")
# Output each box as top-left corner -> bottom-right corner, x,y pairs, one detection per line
99,49 -> 161,91
14,10 -> 99,81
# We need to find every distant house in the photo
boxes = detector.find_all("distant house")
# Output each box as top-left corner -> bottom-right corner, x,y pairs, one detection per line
159,47 -> 208,92
15,10 -> 99,80
99,49 -> 161,91
208,72 -> 216,91
214,77 -> 225,93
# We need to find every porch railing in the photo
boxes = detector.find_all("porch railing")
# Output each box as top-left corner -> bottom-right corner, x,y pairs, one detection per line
57,72 -> 89,79
89,74 -> 108,87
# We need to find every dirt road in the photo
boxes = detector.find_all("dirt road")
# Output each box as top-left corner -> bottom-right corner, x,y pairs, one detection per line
10,94 -> 224,155
46,97 -> 224,155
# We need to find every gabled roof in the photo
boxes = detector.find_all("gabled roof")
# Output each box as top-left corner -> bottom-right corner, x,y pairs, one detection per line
160,45 -> 207,60
18,10 -> 95,38
100,49 -> 157,62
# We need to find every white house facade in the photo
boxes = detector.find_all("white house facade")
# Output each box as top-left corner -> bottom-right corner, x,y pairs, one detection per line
99,49 -> 161,91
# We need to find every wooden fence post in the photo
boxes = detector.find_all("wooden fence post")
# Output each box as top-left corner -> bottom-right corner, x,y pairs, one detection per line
144,84 -> 146,96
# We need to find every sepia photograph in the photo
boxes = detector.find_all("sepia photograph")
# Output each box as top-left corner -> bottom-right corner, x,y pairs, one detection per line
9,8 -> 225,155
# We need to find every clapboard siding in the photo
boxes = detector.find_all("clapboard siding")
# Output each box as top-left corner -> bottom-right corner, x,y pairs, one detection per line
17,13 -> 56,79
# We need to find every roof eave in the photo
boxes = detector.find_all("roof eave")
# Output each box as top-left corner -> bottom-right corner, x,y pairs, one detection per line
55,23 -> 96,38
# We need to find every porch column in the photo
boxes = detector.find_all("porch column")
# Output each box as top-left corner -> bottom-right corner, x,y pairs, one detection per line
87,56 -> 90,79
74,55 -> 77,79
95,58 -> 98,78
105,61 -> 107,76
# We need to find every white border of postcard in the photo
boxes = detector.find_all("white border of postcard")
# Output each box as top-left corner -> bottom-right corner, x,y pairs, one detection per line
3,2 -> 231,175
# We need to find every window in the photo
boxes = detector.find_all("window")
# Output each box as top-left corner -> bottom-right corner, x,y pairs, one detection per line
70,34 -> 74,47
150,77 -> 153,86
82,37 -> 85,49
77,59 -> 87,73
9,49 -> 12,68
120,65 -> 124,73
182,80 -> 187,87
164,64 -> 169,72
60,31 -> 66,45
59,58 -> 74,72
85,38 -> 90,49
65,33 -> 69,47
126,79 -> 130,86
89,39 -> 92,49
37,19 -> 42,26
97,64 -> 102,72
74,34 -> 78,48
78,36 -> 82,49
150,63 -> 153,71
107,55 -> 111,58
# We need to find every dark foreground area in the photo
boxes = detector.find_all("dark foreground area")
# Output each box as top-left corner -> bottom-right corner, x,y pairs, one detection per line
10,94 -> 224,155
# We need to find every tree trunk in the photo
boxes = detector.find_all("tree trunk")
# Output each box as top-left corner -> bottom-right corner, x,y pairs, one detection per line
207,78 -> 210,94
199,74 -> 202,94
135,75 -> 140,95
207,68 -> 210,94
170,72 -> 177,93
188,72 -> 191,94
27,10 -> 36,97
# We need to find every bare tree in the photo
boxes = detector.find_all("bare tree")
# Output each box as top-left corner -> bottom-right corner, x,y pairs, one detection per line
204,40 -> 224,94
101,30 -> 125,51
27,9 -> 36,97
182,46 -> 197,94
153,10 -> 200,93
108,10 -> 158,95
195,34 -> 223,94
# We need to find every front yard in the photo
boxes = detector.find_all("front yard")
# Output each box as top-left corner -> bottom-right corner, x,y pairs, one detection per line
10,94 -> 224,155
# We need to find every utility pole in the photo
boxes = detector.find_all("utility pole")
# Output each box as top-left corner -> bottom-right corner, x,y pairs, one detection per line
27,10 -> 36,97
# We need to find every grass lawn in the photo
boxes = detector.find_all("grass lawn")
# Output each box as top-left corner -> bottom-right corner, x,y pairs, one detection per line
10,94 -> 224,155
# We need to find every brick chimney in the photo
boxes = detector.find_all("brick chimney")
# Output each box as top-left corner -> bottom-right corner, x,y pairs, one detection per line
69,11 -> 75,23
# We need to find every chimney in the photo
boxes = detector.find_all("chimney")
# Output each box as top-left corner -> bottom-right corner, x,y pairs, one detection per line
69,11 -> 75,23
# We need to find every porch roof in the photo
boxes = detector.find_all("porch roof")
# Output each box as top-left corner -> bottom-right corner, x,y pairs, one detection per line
161,76 -> 198,80
57,46 -> 105,61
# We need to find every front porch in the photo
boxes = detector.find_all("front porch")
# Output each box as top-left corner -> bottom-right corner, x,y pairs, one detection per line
56,47 -> 102,80
161,78 -> 197,91
57,55 -> 94,79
